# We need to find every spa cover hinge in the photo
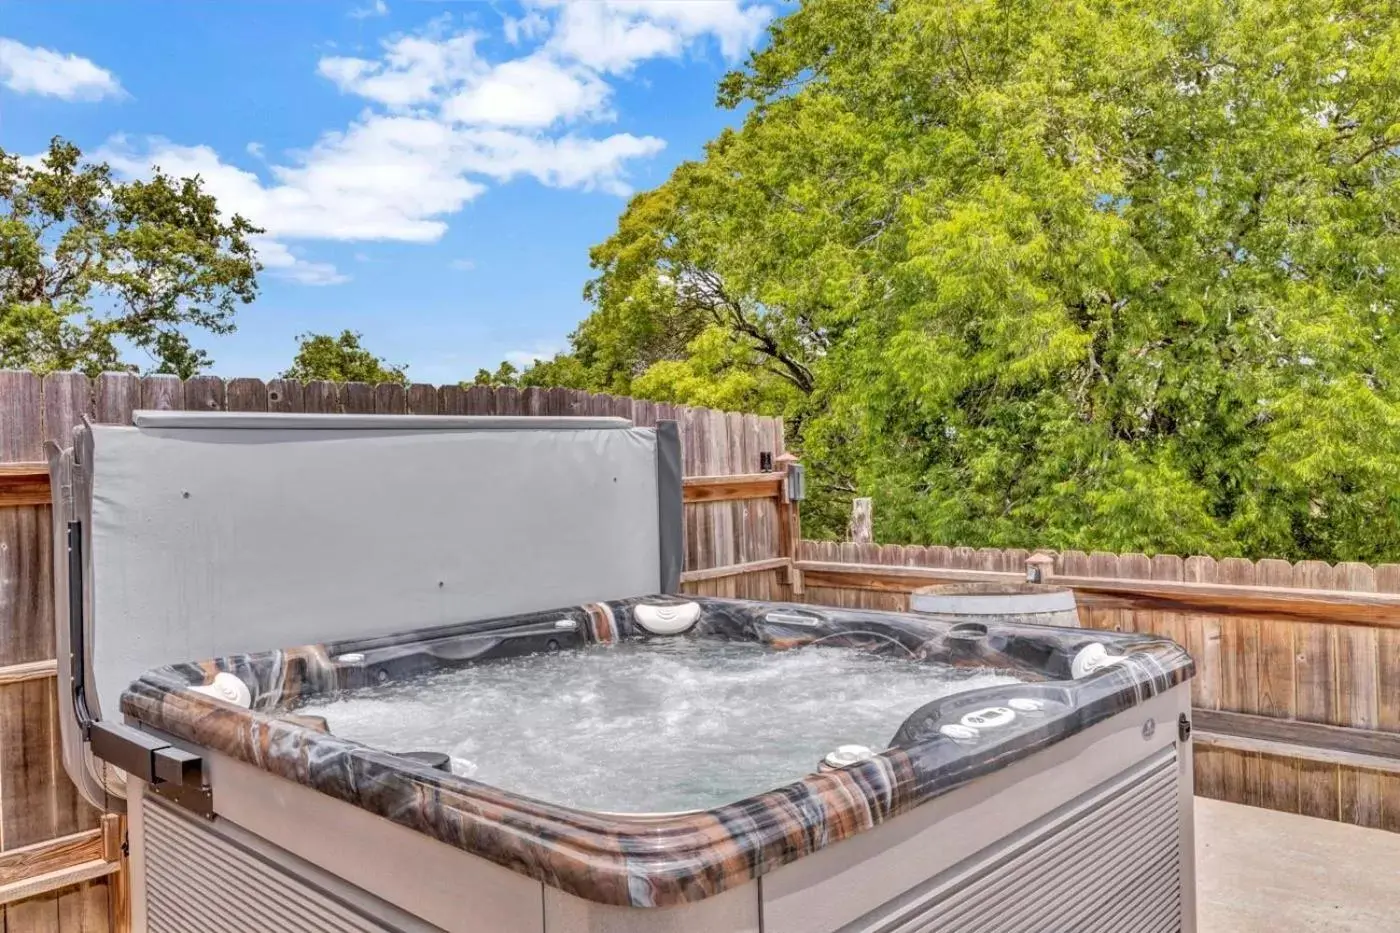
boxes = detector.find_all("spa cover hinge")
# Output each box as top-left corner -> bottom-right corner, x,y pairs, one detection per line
90,721 -> 215,817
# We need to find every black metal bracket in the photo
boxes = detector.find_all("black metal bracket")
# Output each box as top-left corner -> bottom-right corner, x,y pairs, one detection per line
150,779 -> 215,818
1179,714 -> 1193,743
68,519 -> 214,818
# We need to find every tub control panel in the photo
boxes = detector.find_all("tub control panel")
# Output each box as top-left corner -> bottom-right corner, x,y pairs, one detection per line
959,706 -> 1017,730
904,689 -> 1067,748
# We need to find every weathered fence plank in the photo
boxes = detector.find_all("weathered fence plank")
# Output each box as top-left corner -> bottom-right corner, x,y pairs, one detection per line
267,379 -> 304,413
139,375 -> 183,412
225,378 -> 268,412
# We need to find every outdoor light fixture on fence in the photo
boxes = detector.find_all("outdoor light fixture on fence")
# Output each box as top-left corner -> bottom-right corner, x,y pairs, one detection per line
786,463 -> 806,501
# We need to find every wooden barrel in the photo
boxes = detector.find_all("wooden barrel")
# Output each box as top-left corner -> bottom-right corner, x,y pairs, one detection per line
910,583 -> 1081,628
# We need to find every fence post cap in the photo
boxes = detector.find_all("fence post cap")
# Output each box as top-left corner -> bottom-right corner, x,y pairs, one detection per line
1025,553 -> 1055,583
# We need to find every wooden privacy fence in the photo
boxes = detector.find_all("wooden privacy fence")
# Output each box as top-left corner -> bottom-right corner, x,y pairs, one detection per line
0,369 -> 789,932
794,540 -> 1400,833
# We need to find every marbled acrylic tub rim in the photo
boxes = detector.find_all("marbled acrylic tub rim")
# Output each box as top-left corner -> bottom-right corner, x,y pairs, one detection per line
120,596 -> 1194,908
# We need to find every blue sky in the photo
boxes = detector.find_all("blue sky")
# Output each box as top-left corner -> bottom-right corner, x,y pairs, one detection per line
0,0 -> 775,383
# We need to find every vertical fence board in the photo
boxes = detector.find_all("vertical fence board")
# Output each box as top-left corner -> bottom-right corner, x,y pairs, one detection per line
1085,553 -> 1119,632
1339,767 -> 1386,830
1376,565 -> 1400,832
139,375 -> 182,411
95,374 -> 140,425
1116,554 -> 1150,632
406,384 -> 438,415
341,382 -> 374,414
302,381 -> 339,414
494,387 -> 522,416
1255,559 -> 1297,722
709,410 -> 734,579
1183,556 -> 1221,712
1295,560 -> 1342,818
543,387 -> 568,417
1216,558 -> 1260,805
0,506 -> 51,666
341,381 -> 375,411
1182,556 -> 1225,800
1255,559 -> 1300,813
1332,564 -> 1380,730
58,878 -> 109,931
0,372 -> 43,460
607,395 -> 633,422
182,375 -> 225,411
1334,563 -> 1383,827
1294,560 -> 1338,727
267,378 -> 304,413
465,386 -> 494,415
5,887 -> 59,932
438,384 -> 466,415
41,373 -> 92,450
1147,555 -> 1185,649
225,378 -> 267,413
374,383 -> 406,414
727,412 -> 747,565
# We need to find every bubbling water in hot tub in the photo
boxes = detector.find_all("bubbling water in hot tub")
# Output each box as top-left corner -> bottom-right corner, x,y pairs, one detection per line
296,639 -> 1022,814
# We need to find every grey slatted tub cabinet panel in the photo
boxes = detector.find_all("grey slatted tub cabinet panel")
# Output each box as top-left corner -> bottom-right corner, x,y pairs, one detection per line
142,796 -> 439,933
839,748 -> 1183,933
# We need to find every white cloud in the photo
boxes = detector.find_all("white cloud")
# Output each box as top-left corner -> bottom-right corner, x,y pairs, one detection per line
254,238 -> 349,285
506,345 -> 562,367
451,128 -> 663,194
90,2 -> 771,286
318,32 -> 481,108
349,0 -> 388,19
0,37 -> 123,100
99,117 -> 661,277
502,11 -> 549,45
100,123 -> 487,245
539,1 -> 772,73
440,54 -> 611,127
450,258 -> 476,271
246,141 -> 265,159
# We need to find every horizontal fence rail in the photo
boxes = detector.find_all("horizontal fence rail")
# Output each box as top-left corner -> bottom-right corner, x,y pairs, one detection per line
0,818 -> 123,907
795,559 -> 1400,630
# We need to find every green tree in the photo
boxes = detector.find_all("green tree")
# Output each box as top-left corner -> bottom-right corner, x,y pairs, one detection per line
534,0 -> 1400,560
469,361 -> 520,387
283,330 -> 407,385
1,137 -> 261,377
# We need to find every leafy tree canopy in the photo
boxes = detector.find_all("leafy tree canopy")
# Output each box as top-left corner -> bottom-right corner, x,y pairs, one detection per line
1,137 -> 261,377
283,330 -> 407,386
510,0 -> 1400,561
470,361 -> 522,387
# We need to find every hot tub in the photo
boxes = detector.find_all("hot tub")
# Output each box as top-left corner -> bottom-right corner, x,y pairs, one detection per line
49,413 -> 1196,933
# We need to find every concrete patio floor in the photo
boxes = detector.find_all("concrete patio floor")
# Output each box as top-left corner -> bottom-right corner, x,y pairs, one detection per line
1196,797 -> 1400,932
